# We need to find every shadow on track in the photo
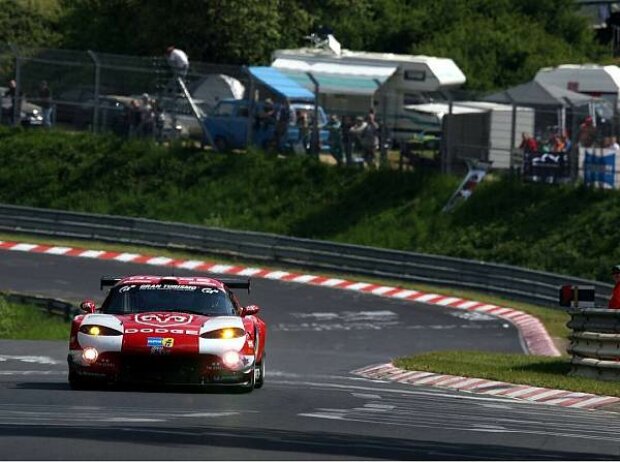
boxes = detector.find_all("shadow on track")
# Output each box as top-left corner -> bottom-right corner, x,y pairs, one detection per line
0,423 -> 610,460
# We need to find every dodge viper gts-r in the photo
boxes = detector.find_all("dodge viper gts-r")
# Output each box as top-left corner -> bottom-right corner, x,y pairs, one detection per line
68,275 -> 266,391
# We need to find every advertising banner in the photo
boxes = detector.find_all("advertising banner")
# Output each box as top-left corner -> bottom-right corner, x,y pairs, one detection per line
579,147 -> 620,189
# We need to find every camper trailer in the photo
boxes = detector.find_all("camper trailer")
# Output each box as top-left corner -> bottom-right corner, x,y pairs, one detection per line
271,35 -> 466,144
535,64 -> 620,111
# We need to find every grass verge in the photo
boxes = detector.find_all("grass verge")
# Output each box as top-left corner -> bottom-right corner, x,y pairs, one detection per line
0,296 -> 70,340
393,351 -> 620,397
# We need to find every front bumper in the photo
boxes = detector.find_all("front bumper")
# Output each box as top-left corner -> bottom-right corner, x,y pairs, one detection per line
67,352 -> 253,386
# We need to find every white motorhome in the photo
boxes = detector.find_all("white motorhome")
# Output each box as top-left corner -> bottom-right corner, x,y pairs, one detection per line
535,64 -> 620,110
271,35 -> 466,142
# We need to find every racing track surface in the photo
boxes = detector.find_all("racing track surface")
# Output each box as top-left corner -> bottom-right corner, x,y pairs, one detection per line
1,250 -> 620,460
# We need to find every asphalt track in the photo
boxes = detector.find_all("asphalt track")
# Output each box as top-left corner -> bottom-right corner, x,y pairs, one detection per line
0,250 -> 619,460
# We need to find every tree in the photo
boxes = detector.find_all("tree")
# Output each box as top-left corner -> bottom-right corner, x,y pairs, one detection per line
0,0 -> 61,48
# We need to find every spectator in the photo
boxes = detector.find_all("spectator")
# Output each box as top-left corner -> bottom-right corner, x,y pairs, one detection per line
165,45 -> 189,80
361,112 -> 379,167
341,115 -> 353,165
4,79 -> 17,125
274,100 -> 292,151
295,110 -> 309,154
37,80 -> 53,128
578,115 -> 596,147
326,114 -> 343,165
139,94 -> 155,137
127,99 -> 142,138
349,116 -> 367,156
519,132 -> 538,154
609,265 -> 620,309
611,136 -> 620,150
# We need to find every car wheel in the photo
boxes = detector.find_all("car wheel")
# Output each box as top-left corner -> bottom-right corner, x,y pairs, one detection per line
254,356 -> 265,389
214,136 -> 228,152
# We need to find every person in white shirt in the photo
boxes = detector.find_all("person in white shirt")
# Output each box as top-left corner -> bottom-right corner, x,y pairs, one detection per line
165,46 -> 189,79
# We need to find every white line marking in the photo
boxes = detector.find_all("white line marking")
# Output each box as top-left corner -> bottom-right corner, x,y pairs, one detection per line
0,355 -> 60,365
176,260 -> 204,269
321,278 -> 346,287
392,290 -> 419,298
345,282 -> 372,291
292,274 -> 318,283
146,256 -> 173,265
236,267 -> 262,276
78,250 -> 105,258
264,271 -> 289,280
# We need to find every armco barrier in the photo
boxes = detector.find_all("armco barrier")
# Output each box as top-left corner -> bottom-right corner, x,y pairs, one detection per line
568,309 -> 620,381
0,203 -> 612,307
1,291 -> 79,321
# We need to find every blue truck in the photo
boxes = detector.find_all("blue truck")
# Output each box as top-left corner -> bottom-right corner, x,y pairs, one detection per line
202,66 -> 330,153
204,98 -> 329,152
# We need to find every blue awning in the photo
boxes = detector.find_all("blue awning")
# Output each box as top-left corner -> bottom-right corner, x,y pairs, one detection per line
248,66 -> 315,101
271,58 -> 396,96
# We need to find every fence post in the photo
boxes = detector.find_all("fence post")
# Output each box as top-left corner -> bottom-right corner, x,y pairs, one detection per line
9,44 -> 21,127
307,72 -> 320,158
244,66 -> 255,150
87,50 -> 101,133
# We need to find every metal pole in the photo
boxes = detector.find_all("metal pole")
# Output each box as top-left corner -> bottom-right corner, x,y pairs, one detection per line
9,44 -> 21,127
87,50 -> 101,133
244,66 -> 255,150
307,72 -> 320,158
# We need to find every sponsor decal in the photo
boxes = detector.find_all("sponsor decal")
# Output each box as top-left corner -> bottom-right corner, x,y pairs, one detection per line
119,285 -> 135,293
139,284 -> 197,291
147,337 -> 164,347
147,337 -> 175,347
201,287 -> 220,294
135,313 -> 193,327
150,346 -> 171,355
126,327 -> 199,335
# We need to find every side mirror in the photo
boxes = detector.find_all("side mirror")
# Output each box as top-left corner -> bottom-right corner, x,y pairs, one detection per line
80,300 -> 97,314
242,305 -> 260,316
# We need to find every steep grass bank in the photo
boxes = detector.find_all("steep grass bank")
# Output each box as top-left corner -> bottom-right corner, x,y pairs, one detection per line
0,127 -> 618,281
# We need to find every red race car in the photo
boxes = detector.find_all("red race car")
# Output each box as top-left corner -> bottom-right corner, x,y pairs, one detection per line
68,275 -> 266,392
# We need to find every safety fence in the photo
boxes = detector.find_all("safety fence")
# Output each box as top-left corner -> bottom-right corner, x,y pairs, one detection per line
0,203 -> 612,308
1,290 -> 78,321
567,309 -> 620,381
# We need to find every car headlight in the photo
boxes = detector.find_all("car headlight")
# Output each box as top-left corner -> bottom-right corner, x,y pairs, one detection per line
79,325 -> 122,336
201,328 -> 245,339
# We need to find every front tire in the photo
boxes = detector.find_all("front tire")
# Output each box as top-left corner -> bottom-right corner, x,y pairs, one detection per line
254,356 -> 265,389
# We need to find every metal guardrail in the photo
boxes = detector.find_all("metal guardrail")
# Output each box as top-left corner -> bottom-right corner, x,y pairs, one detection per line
0,203 -> 612,307
1,291 -> 79,321
568,309 -> 620,381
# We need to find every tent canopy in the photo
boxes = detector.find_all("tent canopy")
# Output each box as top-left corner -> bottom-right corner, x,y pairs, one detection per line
248,66 -> 315,101
484,80 -> 595,107
271,58 -> 396,96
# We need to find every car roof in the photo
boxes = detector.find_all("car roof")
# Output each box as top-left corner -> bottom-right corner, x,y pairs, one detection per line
117,275 -> 227,290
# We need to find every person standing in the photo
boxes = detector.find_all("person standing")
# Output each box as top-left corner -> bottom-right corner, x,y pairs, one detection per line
38,80 -> 52,127
165,46 -> 189,80
609,265 -> 620,309
4,79 -> 17,125
326,114 -> 343,165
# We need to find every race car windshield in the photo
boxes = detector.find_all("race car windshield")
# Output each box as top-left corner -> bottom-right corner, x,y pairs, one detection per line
101,284 -> 236,316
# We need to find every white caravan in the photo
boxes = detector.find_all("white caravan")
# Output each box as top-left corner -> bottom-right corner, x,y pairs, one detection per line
271,35 -> 466,142
535,64 -> 620,110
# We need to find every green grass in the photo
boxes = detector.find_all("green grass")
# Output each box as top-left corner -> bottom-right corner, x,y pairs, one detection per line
394,351 -> 620,397
0,296 -> 70,340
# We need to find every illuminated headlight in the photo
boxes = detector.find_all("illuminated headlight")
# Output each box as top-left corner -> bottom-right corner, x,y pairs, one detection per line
82,347 -> 98,364
201,328 -> 245,339
221,351 -> 241,369
79,325 -> 122,336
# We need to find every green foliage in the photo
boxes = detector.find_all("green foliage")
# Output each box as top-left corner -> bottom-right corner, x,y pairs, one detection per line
49,0 -> 606,91
0,297 -> 70,340
1,129 -> 620,283
0,0 -> 61,47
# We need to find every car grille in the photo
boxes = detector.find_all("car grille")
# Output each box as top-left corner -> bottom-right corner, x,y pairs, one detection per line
120,355 -> 245,384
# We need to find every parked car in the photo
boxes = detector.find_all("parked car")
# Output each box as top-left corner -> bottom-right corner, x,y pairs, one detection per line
204,99 -> 330,152
0,87 -> 44,127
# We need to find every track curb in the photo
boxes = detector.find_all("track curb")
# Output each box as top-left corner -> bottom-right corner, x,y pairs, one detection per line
0,239 -> 560,357
353,362 -> 620,411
